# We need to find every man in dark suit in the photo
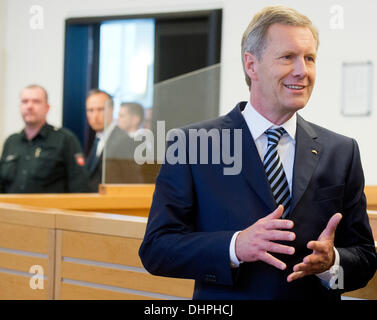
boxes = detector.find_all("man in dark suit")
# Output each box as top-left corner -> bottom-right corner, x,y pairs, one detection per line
85,89 -> 136,192
139,6 -> 377,299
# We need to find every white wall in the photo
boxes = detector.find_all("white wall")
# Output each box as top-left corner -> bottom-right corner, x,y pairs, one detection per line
2,0 -> 377,183
0,0 -> 6,138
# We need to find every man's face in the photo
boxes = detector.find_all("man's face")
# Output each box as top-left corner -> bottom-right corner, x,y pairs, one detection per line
245,24 -> 317,122
20,87 -> 50,128
117,107 -> 131,131
117,107 -> 138,132
86,93 -> 113,132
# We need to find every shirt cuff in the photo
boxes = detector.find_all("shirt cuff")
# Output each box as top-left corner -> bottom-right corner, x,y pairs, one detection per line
229,231 -> 242,268
316,247 -> 340,289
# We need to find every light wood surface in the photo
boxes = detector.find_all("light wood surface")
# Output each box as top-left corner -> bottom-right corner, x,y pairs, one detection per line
0,273 -> 48,300
365,186 -> 377,210
56,229 -> 194,299
0,251 -> 48,274
61,231 -> 144,267
345,272 -> 377,300
0,222 -> 50,254
61,261 -> 194,298
47,229 -> 56,300
0,202 -> 55,228
0,221 -> 54,299
59,283 -> 159,300
0,184 -> 154,216
0,185 -> 376,300
55,210 -> 147,238
54,230 -> 63,300
0,194 -> 193,300
368,211 -> 377,240
99,184 -> 155,195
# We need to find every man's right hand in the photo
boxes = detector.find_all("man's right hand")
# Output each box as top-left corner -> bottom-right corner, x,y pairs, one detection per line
235,205 -> 296,270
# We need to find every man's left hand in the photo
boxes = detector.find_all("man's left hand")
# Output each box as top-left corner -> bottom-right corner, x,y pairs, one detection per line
287,213 -> 342,282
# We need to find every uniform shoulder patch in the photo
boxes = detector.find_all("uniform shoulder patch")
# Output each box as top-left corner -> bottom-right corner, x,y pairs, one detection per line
75,153 -> 85,166
5,154 -> 17,161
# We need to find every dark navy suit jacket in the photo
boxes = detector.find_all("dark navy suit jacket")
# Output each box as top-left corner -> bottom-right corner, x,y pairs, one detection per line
139,102 -> 376,300
87,125 -> 136,192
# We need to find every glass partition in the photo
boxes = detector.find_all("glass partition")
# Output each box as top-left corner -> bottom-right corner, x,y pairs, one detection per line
102,63 -> 221,184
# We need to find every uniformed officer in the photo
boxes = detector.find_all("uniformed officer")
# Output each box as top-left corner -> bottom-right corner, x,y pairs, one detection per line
0,84 -> 89,193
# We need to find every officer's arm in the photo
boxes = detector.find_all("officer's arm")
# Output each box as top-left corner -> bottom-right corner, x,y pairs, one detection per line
0,140 -> 10,193
64,133 -> 90,193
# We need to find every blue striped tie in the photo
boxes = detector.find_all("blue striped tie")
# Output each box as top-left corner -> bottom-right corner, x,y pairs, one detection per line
264,128 -> 291,218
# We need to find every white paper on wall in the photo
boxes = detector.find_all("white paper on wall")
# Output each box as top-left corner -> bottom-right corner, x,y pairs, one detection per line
341,61 -> 373,116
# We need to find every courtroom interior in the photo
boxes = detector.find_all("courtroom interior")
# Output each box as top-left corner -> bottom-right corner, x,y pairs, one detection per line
0,0 -> 376,300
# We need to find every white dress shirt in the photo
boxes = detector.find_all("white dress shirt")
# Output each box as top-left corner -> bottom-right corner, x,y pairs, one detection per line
95,122 -> 117,157
229,102 -> 339,288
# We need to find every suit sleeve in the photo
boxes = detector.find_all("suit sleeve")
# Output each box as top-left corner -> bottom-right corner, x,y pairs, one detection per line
336,139 -> 377,291
139,138 -> 236,286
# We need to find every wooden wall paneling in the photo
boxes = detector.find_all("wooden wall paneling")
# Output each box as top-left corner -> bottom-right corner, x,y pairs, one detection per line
61,260 -> 194,298
54,230 -> 63,300
55,210 -> 147,238
60,231 -> 143,267
0,273 -> 48,300
0,223 -> 50,254
0,184 -> 154,216
368,211 -> 377,240
0,203 -> 56,228
0,251 -> 48,273
0,221 -> 52,300
55,230 -> 194,300
343,272 -> 377,300
365,186 -> 377,210
47,229 -> 56,300
59,283 -> 159,300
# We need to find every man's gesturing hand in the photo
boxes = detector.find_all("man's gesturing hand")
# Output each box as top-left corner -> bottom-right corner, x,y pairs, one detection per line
287,213 -> 342,282
235,205 -> 295,270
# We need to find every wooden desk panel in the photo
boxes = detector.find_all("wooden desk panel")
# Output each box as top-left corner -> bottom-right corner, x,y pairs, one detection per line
59,283 -> 159,300
0,184 -> 154,217
54,227 -> 194,300
0,273 -> 48,300
365,186 -> 377,210
0,185 -> 376,300
60,231 -> 144,268
0,221 -> 55,299
368,211 -> 377,240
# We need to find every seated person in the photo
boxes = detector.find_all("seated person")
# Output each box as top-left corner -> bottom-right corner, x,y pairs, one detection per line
0,84 -> 89,193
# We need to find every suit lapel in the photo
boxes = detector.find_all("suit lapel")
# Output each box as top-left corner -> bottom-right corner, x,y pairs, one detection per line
241,128 -> 276,213
224,103 -> 276,212
290,115 -> 322,213
91,151 -> 102,174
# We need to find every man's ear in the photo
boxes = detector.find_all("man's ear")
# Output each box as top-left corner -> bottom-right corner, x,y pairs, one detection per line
244,52 -> 259,82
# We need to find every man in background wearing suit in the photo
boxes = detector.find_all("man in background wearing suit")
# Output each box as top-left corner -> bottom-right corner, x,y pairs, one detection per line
139,6 -> 376,299
85,89 -> 135,192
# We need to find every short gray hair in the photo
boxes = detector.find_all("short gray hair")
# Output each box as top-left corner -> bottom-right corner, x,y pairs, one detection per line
23,84 -> 49,102
86,88 -> 114,108
120,102 -> 144,123
241,6 -> 319,88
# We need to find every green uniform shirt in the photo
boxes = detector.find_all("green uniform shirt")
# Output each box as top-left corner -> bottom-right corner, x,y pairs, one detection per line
0,123 -> 89,193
